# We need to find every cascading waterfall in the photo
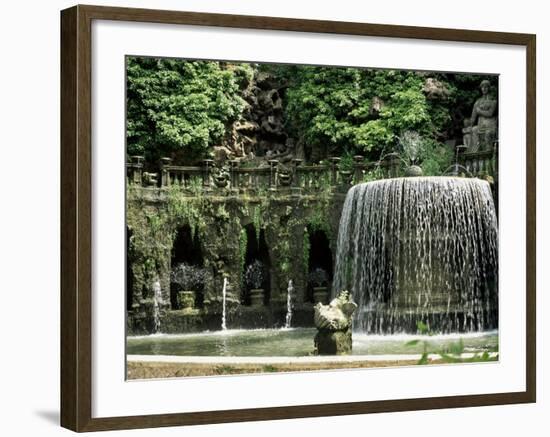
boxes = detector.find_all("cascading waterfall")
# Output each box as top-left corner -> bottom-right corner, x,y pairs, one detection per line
152,279 -> 162,333
284,280 -> 294,329
333,177 -> 498,334
221,277 -> 228,331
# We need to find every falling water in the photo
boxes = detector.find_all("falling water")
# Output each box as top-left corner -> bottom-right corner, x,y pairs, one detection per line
221,277 -> 228,331
284,280 -> 294,329
333,177 -> 498,334
152,279 -> 162,333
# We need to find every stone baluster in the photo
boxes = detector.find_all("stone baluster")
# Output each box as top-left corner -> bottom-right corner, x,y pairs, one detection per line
229,160 -> 239,191
203,159 -> 214,189
303,169 -> 310,189
291,158 -> 303,196
268,159 -> 279,191
329,157 -> 341,186
471,158 -> 478,175
353,155 -> 364,184
130,155 -> 144,185
160,157 -> 172,187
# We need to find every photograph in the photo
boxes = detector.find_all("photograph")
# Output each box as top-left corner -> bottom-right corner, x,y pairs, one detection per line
124,57 -> 500,380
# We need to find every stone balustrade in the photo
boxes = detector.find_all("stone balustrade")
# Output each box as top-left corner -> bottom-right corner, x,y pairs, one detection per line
127,148 -> 496,194
458,145 -> 497,179
127,154 -> 395,193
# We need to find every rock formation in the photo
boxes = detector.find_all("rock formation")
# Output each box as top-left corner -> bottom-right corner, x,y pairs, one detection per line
216,70 -> 295,164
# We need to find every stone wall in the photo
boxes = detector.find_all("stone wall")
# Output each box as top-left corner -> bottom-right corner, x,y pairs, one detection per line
126,186 -> 346,335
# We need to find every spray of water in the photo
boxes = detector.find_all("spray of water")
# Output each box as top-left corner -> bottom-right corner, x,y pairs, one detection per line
284,280 -> 294,329
333,177 -> 498,333
152,279 -> 162,333
221,277 -> 228,331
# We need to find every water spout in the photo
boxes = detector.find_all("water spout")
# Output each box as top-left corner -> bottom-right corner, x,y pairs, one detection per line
152,279 -> 162,333
284,280 -> 294,329
221,277 -> 228,331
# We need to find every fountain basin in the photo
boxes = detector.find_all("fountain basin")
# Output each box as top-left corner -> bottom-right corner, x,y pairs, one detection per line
127,327 -> 498,357
333,177 -> 499,333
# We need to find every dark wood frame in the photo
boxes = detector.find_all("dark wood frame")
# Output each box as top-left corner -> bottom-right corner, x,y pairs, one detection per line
60,4 -> 536,432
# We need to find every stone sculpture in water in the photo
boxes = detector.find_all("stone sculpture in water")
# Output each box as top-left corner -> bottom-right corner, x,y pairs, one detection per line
314,290 -> 358,355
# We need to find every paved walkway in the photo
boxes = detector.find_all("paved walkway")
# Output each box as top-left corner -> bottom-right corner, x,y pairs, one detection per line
127,352 -> 498,364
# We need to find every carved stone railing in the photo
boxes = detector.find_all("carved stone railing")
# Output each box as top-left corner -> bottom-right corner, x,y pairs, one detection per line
232,165 -> 273,191
126,155 -> 144,185
126,150 -> 452,194
458,147 -> 497,178
160,159 -> 204,189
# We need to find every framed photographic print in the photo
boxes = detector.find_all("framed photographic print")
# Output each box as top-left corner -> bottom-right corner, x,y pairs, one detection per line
60,4 -> 536,432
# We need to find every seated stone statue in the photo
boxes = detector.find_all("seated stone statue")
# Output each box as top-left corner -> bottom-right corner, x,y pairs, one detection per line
313,290 -> 357,355
470,80 -> 498,151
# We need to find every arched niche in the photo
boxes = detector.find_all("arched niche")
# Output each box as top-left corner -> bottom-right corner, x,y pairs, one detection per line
242,223 -> 271,305
170,225 -> 204,308
306,227 -> 333,302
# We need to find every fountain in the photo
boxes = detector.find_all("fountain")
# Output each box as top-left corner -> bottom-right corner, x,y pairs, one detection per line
333,177 -> 498,333
152,279 -> 162,333
221,277 -> 228,331
284,280 -> 294,329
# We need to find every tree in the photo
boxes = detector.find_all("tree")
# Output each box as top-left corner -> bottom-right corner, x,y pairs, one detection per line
126,56 -> 497,176
126,57 -> 253,164
284,67 -> 451,161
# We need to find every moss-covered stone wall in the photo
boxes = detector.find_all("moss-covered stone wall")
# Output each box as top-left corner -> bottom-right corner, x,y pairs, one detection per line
126,184 -> 346,335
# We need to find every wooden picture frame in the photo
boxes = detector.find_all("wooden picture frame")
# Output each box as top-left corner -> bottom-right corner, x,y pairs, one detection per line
60,4 -> 536,432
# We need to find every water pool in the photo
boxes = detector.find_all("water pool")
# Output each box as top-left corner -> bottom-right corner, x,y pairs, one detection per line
127,328 -> 498,357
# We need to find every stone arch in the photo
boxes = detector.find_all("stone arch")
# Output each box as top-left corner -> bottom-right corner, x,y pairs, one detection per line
170,225 -> 205,308
242,223 -> 271,305
306,227 -> 333,302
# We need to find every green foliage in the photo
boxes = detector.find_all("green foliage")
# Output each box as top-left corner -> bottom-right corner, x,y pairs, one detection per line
419,141 -> 454,176
127,57 -> 253,163
406,321 -> 498,365
416,320 -> 430,335
165,185 -> 208,238
303,173 -> 333,239
262,365 -> 278,373
284,68 -> 451,161
437,338 -> 496,364
250,204 -> 262,241
127,56 -> 495,176
338,151 -> 355,172
214,365 -> 236,375
126,186 -> 174,298
307,207 -> 331,238
362,166 -> 385,183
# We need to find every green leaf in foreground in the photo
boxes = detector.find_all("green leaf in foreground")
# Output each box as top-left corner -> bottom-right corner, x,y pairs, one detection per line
406,339 -> 421,346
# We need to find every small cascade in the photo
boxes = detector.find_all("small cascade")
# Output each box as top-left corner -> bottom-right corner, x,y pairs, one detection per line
152,279 -> 162,333
333,177 -> 498,334
221,277 -> 228,331
284,280 -> 294,329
